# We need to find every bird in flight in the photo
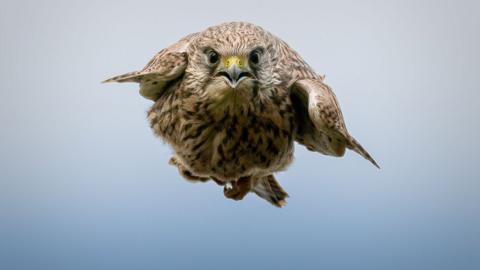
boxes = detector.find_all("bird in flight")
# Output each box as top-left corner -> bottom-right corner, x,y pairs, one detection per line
104,22 -> 378,207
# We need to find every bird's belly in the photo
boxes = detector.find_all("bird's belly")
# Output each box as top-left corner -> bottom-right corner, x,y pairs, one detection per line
176,118 -> 294,181
148,89 -> 297,181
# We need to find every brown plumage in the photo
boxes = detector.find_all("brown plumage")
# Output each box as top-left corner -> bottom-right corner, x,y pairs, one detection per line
104,22 -> 379,207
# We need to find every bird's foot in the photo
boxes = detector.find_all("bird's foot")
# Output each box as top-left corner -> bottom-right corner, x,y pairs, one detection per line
223,177 -> 251,201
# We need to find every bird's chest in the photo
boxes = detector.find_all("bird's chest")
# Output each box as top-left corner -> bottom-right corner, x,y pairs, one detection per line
176,105 -> 295,180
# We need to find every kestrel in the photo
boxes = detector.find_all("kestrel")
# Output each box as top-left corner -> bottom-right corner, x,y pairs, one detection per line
104,22 -> 378,207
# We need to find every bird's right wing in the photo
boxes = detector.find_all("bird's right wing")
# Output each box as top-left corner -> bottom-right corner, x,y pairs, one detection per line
103,33 -> 197,100
271,37 -> 378,168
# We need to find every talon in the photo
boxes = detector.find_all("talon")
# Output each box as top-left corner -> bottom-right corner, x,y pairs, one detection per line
223,177 -> 251,201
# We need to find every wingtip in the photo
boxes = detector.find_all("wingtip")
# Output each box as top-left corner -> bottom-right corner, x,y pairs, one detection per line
101,78 -> 114,84
348,136 -> 380,170
101,71 -> 141,84
371,159 -> 381,170
101,75 -> 121,84
360,149 -> 381,170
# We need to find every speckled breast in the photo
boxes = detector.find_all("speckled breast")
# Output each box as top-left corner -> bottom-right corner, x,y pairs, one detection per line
175,109 -> 296,181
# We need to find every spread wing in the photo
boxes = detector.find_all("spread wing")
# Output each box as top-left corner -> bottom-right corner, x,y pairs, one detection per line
290,78 -> 379,168
270,36 -> 378,168
103,33 -> 197,100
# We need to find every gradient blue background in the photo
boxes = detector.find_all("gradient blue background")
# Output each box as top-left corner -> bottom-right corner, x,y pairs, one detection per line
1,0 -> 479,269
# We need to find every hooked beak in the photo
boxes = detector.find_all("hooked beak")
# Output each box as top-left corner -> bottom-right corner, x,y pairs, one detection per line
217,56 -> 252,88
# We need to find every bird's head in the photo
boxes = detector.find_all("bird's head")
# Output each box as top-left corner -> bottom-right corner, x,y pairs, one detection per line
185,23 -> 278,107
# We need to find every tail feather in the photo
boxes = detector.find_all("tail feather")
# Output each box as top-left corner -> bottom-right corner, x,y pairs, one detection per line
347,136 -> 380,169
253,175 -> 289,207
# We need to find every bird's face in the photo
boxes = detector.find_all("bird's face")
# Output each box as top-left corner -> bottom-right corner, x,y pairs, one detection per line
203,47 -> 263,89
187,38 -> 276,107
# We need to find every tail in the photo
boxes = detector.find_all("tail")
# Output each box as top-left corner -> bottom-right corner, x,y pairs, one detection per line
252,175 -> 289,207
347,135 -> 380,169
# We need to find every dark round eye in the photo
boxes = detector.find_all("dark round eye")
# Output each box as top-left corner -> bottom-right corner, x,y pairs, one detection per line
249,50 -> 261,65
207,50 -> 219,65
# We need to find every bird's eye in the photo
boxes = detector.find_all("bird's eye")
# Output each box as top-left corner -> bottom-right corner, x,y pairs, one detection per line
207,50 -> 219,65
249,50 -> 261,65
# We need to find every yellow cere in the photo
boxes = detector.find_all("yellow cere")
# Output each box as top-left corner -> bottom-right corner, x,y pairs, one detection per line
223,55 -> 246,69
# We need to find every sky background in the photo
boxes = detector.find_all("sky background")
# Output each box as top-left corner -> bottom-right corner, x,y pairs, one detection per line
1,0 -> 479,269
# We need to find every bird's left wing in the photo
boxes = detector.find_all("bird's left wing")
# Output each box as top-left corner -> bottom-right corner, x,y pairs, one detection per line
290,78 -> 379,168
103,33 -> 197,100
